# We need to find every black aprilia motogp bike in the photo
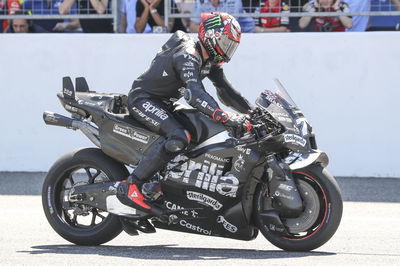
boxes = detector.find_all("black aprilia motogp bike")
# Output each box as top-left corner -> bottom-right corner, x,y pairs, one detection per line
42,77 -> 342,251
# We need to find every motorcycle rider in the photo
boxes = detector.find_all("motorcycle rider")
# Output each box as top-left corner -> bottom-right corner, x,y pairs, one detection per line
117,12 -> 253,215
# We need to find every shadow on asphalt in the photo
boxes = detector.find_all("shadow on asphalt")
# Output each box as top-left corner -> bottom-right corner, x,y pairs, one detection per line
1,172 -> 400,202
20,244 -> 335,260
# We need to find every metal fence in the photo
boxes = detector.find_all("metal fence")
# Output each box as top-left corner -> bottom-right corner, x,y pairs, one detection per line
0,0 -> 400,33
0,0 -> 118,32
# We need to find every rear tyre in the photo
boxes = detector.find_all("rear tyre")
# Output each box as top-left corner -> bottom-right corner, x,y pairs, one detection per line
42,147 -> 129,245
255,164 -> 343,251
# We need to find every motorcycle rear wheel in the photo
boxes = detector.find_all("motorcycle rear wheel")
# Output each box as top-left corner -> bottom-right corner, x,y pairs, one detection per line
42,147 -> 129,245
255,164 -> 343,251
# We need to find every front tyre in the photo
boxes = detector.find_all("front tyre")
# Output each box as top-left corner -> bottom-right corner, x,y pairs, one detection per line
42,148 -> 129,245
255,165 -> 343,251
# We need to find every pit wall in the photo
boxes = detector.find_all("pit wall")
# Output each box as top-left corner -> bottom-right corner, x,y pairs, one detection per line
0,32 -> 398,177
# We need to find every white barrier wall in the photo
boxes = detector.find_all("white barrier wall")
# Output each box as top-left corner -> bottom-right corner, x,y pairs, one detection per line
0,32 -> 399,177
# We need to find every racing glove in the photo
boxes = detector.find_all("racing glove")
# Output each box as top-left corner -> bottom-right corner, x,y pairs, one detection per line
213,109 -> 252,137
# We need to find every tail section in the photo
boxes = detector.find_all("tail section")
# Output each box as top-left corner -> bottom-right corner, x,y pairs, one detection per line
76,77 -> 90,92
62,76 -> 75,100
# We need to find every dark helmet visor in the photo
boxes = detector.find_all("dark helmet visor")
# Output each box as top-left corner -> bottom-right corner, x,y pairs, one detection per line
222,40 -> 239,62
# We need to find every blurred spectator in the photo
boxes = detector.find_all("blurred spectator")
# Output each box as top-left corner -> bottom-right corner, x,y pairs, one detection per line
189,0 -> 255,33
7,11 -> 48,32
22,0 -> 79,32
135,0 -> 186,33
0,0 -> 23,33
299,0 -> 352,31
345,0 -> 369,32
175,0 -> 196,29
391,0 -> 400,10
119,0 -> 151,33
60,0 -> 113,33
254,0 -> 290,32
288,0 -> 308,31
241,0 -> 261,12
368,0 -> 400,30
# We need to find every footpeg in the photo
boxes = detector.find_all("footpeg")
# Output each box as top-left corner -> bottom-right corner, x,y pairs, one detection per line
142,181 -> 163,201
121,219 -> 139,236
120,218 -> 156,233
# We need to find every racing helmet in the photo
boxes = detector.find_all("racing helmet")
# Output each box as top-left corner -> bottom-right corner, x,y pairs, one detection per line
198,12 -> 241,64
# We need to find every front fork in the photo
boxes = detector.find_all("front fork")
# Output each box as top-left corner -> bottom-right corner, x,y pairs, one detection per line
265,154 -> 303,217
257,154 -> 304,235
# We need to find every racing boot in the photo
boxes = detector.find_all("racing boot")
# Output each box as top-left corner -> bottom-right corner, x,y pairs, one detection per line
142,181 -> 163,201
116,174 -> 163,216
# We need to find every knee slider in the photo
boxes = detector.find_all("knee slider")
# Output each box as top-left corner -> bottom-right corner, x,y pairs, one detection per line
164,129 -> 190,153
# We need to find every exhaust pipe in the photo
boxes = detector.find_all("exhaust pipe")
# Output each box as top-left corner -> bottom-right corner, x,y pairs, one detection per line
43,111 -> 74,128
43,111 -> 101,147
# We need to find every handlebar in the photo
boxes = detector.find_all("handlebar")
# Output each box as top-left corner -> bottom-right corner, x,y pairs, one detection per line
248,107 -> 284,139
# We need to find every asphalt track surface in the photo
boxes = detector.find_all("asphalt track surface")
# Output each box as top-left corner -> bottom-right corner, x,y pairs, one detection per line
1,172 -> 399,265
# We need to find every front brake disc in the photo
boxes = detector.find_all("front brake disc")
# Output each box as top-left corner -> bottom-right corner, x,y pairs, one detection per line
283,179 -> 320,234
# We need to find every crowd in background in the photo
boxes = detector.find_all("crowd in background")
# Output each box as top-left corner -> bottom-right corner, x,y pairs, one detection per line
0,0 -> 399,33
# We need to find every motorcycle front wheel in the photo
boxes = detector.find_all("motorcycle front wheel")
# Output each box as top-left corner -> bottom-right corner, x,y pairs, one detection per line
255,164 -> 343,251
42,147 -> 129,245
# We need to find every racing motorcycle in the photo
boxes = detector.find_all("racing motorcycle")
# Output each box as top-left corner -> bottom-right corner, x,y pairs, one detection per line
42,77 -> 342,251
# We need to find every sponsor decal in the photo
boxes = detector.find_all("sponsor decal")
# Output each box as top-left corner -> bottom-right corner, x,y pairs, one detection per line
113,124 -> 150,144
167,158 -> 239,197
217,216 -> 237,233
201,69 -> 211,76
77,99 -> 96,107
283,134 -> 307,147
204,15 -> 223,28
179,220 -> 211,235
183,61 -> 194,67
278,183 -> 294,192
187,191 -> 222,210
63,87 -> 73,97
236,145 -> 251,155
132,106 -> 160,127
65,104 -> 78,113
262,90 -> 283,108
204,153 -> 230,163
142,101 -> 169,120
182,67 -> 196,71
165,201 -> 198,218
200,101 -> 208,108
162,70 -> 168,77
183,54 -> 200,63
47,186 -> 54,214
44,114 -> 58,123
267,223 -> 285,233
183,71 -> 194,79
233,154 -> 245,172
274,191 -> 294,201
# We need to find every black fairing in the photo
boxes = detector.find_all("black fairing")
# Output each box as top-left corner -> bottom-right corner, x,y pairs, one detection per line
152,142 -> 264,240
99,113 -> 163,166
255,92 -> 310,153
57,91 -> 226,165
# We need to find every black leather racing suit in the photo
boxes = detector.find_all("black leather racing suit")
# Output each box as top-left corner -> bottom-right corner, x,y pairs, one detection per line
128,30 -> 252,183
